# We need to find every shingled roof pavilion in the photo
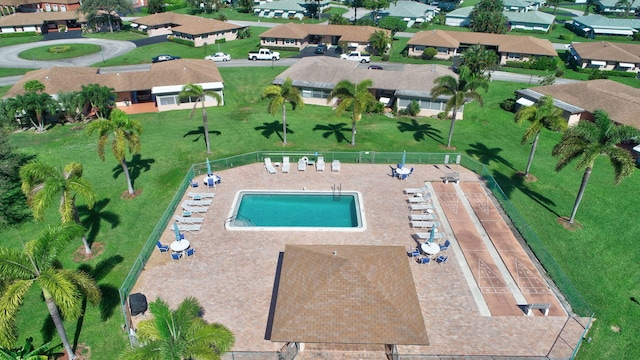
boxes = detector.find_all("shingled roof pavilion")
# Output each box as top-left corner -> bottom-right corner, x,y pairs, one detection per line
270,245 -> 429,351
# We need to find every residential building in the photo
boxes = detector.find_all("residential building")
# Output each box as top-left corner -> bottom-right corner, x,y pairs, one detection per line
445,7 -> 554,32
3,59 -> 225,113
515,79 -> 640,128
253,0 -> 330,19
0,10 -> 85,33
376,0 -> 439,27
259,24 -> 389,53
131,13 -> 246,47
595,0 -> 639,14
273,57 -> 465,119
569,41 -> 640,72
444,6 -> 472,27
406,29 -> 557,63
0,0 -> 80,15
571,14 -> 640,36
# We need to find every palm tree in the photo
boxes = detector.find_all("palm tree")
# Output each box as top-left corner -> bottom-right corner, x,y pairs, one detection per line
20,161 -> 96,254
369,30 -> 391,56
179,83 -> 222,155
328,79 -> 376,147
78,84 -> 115,119
552,110 -> 639,224
461,44 -> 498,77
6,92 -> 58,133
615,0 -> 636,17
86,109 -> 142,195
430,65 -> 488,148
0,337 -> 59,360
261,78 -> 304,146
119,297 -> 235,360
0,224 -> 101,360
514,95 -> 567,177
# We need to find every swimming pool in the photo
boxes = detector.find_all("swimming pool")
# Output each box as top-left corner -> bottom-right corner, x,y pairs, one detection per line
226,190 -> 366,231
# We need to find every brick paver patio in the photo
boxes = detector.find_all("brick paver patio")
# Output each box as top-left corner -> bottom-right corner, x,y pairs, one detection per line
131,163 -> 589,359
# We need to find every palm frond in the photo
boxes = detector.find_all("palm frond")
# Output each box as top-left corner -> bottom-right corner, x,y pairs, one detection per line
37,269 -> 83,320
63,269 -> 101,305
0,279 -> 34,347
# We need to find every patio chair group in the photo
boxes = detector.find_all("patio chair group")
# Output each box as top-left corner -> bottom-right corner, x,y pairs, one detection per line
264,156 -> 341,174
403,184 -> 450,266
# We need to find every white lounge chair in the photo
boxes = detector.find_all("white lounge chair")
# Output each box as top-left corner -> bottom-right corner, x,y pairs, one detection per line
409,214 -> 437,221
174,216 -> 205,224
316,156 -> 325,172
332,160 -> 340,172
415,232 -> 445,241
407,194 -> 431,204
183,200 -> 212,206
405,185 -> 427,195
171,223 -> 201,233
282,157 -> 290,173
297,157 -> 307,171
264,157 -> 276,174
182,203 -> 208,213
411,221 -> 438,228
188,192 -> 215,199
410,203 -> 434,211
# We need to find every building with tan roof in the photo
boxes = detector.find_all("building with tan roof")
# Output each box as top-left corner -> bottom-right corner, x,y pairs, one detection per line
270,245 -> 429,351
259,24 -> 390,53
407,29 -> 557,64
131,13 -> 246,47
0,10 -> 86,33
568,41 -> 640,73
253,0 -> 330,19
274,57 -> 465,119
4,59 -> 225,113
0,0 -> 80,15
515,79 -> 640,128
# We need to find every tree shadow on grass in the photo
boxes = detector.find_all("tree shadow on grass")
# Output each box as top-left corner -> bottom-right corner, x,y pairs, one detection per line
312,123 -> 350,143
466,142 -> 516,171
397,119 -> 442,143
183,126 -> 222,147
254,120 -> 293,142
78,198 -> 120,247
111,154 -> 155,187
491,171 -> 559,218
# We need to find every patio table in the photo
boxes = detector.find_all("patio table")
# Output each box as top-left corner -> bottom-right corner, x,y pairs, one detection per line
421,242 -> 440,255
170,240 -> 190,252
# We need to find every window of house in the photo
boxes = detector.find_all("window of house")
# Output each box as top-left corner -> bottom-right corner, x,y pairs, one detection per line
284,38 -> 295,44
265,38 -> 275,43
508,53 -> 521,59
158,96 -> 177,106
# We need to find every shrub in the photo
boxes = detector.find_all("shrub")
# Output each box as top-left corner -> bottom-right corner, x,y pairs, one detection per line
399,100 -> 421,117
421,47 -> 438,60
49,46 -> 71,53
634,32 -> 640,41
559,34 -> 574,41
588,69 -> 608,80
169,37 -> 195,47
382,54 -> 389,61
368,101 -> 385,114
216,13 -> 228,21
437,111 -> 447,120
500,98 -> 516,112
555,68 -> 565,77
0,31 -> 37,38
216,38 -> 226,44
237,27 -> 251,39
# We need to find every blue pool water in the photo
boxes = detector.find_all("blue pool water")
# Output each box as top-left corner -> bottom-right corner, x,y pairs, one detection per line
227,191 -> 365,230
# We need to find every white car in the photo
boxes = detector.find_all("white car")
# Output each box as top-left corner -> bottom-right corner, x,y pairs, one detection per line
204,52 -> 231,62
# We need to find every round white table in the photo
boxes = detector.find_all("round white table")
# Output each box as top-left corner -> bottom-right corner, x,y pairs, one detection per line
396,167 -> 411,175
421,242 -> 440,255
170,240 -> 190,252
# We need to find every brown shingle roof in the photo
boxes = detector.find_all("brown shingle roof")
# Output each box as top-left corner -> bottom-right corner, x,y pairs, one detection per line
532,79 -> 640,128
275,56 -> 456,95
3,59 -> 223,98
0,0 -> 77,5
132,12 -> 243,35
0,11 -> 86,26
259,24 -> 390,43
407,29 -> 557,56
270,245 -> 429,345
571,41 -> 640,64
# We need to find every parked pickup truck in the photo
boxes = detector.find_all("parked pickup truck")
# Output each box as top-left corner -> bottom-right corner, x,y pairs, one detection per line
340,51 -> 371,63
248,49 -> 280,61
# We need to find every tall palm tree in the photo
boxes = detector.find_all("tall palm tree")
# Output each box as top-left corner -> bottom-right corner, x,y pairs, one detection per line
328,79 -> 376,147
430,65 -> 488,148
514,95 -> 567,176
79,84 -> 116,119
119,297 -> 235,360
20,161 -> 96,254
261,77 -> 304,146
6,92 -> 58,133
552,110 -> 639,224
369,30 -> 391,56
179,84 -> 222,155
86,109 -> 142,195
0,224 -> 101,360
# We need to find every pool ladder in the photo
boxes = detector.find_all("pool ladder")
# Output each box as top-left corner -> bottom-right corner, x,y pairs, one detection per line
332,183 -> 342,200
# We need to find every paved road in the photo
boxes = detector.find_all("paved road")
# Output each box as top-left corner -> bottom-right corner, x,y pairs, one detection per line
0,38 -> 136,68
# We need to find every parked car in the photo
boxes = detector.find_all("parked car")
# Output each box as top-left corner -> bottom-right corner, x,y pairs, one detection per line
340,51 -> 370,63
204,52 -> 231,62
152,54 -> 181,63
367,65 -> 383,70
248,48 -> 280,61
315,44 -> 327,54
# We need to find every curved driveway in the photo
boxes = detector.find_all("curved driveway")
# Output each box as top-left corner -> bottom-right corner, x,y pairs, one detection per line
0,38 -> 136,68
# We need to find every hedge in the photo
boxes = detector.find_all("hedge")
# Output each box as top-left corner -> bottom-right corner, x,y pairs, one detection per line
168,36 -> 195,47
0,32 -> 38,38
574,67 -> 637,78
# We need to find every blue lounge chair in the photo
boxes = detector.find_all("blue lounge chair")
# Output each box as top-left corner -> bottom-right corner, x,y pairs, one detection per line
157,241 -> 169,253
186,248 -> 195,258
436,255 -> 448,265
190,179 -> 198,187
171,252 -> 182,261
440,240 -> 451,251
417,257 -> 431,265
407,247 -> 420,257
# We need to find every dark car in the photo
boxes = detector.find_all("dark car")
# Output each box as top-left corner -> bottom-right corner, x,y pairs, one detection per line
315,44 -> 327,54
367,65 -> 383,70
152,54 -> 181,63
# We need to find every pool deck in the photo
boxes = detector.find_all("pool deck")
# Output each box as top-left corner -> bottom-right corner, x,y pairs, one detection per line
131,163 -> 590,359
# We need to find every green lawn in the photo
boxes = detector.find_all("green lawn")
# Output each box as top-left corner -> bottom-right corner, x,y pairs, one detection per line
0,35 -> 43,47
0,68 -> 35,77
4,67 -> 639,359
18,44 -> 102,61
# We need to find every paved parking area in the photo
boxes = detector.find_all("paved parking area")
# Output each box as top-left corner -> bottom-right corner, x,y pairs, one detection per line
131,163 -> 589,359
